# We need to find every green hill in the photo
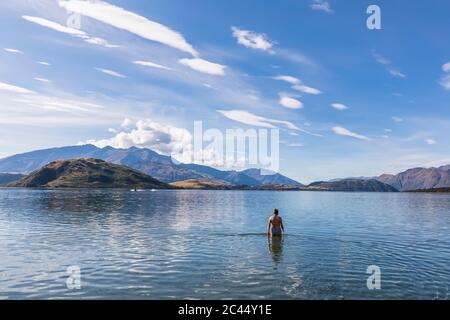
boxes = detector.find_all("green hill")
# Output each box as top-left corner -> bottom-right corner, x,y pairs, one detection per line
8,158 -> 170,189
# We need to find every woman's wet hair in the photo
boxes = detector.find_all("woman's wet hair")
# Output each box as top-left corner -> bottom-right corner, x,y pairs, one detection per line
273,208 -> 279,215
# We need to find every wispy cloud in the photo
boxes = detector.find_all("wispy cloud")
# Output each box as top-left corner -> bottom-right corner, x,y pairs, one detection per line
331,103 -> 349,111
231,27 -> 275,52
58,0 -> 198,56
0,81 -> 35,94
4,48 -> 23,54
440,74 -> 450,90
373,51 -> 406,78
94,67 -> 127,78
442,62 -> 450,72
218,109 -> 321,136
34,77 -> 51,83
310,0 -> 333,13
333,126 -> 371,141
13,95 -> 104,113
439,62 -> 450,90
279,95 -> 303,109
292,84 -> 321,95
372,52 -> 390,65
37,61 -> 51,66
179,58 -> 226,76
288,143 -> 304,147
388,69 -> 406,78
392,116 -> 403,123
272,75 -> 301,85
133,60 -> 172,71
426,139 -> 437,145
22,15 -> 117,48
275,48 -> 317,67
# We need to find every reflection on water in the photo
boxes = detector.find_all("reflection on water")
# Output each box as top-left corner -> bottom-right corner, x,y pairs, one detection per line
268,235 -> 284,265
0,188 -> 449,299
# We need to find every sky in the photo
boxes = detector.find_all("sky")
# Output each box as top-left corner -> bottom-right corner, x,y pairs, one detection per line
1,0 -> 450,183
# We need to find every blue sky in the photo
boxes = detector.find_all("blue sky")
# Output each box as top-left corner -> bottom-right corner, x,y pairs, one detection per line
1,0 -> 450,183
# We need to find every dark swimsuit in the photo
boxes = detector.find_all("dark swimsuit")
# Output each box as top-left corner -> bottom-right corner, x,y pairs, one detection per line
271,226 -> 282,236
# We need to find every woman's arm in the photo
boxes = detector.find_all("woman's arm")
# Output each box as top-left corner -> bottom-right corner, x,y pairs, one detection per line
280,218 -> 285,232
267,217 -> 272,235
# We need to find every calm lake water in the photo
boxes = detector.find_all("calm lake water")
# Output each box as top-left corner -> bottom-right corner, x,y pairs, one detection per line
0,188 -> 449,300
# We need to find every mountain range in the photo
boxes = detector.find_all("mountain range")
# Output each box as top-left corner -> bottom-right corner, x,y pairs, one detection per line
376,166 -> 450,191
1,144 -> 450,191
0,145 -> 302,187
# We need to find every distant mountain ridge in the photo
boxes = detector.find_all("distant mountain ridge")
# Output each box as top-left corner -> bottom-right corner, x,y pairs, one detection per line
0,173 -> 25,185
0,145 -> 302,187
376,166 -> 450,191
308,179 -> 398,192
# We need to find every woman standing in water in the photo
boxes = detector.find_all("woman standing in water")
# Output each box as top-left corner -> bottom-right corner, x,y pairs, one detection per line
267,208 -> 284,236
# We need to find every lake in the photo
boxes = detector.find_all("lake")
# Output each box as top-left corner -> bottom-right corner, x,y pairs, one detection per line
0,188 -> 449,299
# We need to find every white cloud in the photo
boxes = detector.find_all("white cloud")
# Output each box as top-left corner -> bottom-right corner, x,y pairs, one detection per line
217,109 -> 321,136
272,75 -> 301,85
58,0 -> 198,56
34,77 -> 51,83
292,84 -> 321,95
218,109 -> 282,128
288,143 -> 304,147
121,118 -> 134,128
0,81 -> 35,94
440,74 -> 450,90
179,58 -> 226,76
83,119 -> 194,162
133,60 -> 172,70
4,48 -> 23,54
372,52 -> 390,65
37,61 -> 51,66
392,116 -> 403,123
331,103 -> 349,111
373,52 -> 406,78
310,0 -> 333,13
275,48 -> 317,67
12,94 -> 104,113
22,15 -> 117,48
279,96 -> 303,109
388,69 -> 406,78
108,128 -> 117,133
442,62 -> 450,72
231,27 -> 275,52
426,139 -> 436,145
333,126 -> 371,141
94,67 -> 127,78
